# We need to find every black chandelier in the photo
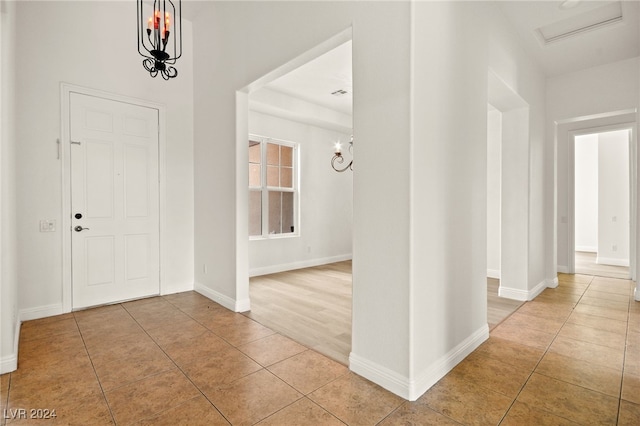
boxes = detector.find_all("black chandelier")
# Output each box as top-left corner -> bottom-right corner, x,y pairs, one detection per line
331,135 -> 353,172
137,0 -> 182,80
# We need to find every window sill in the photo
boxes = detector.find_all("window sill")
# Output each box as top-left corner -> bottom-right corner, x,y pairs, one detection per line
249,233 -> 299,241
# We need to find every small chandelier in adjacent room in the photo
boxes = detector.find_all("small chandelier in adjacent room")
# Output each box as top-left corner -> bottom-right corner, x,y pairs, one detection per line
331,135 -> 353,172
137,0 -> 182,80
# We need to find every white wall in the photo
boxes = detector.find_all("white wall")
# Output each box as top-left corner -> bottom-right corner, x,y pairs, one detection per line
597,130 -> 630,266
193,0 -> 414,395
574,134 -> 598,252
193,0 -> 547,400
1,0 -> 18,374
14,2 -> 194,318
410,0 -> 546,394
487,106 -> 501,277
248,107 -> 353,275
488,3 -> 548,298
411,2 -> 489,391
548,57 -> 639,272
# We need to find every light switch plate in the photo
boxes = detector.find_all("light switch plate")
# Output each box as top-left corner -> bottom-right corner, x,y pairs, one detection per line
39,220 -> 56,232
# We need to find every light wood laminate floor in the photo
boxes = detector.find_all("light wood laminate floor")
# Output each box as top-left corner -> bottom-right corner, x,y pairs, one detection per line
245,262 -> 352,364
246,261 -> 522,365
575,251 -> 630,279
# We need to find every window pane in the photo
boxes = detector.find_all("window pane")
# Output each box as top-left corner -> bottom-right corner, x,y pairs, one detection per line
281,145 -> 293,167
249,141 -> 261,164
268,191 -> 282,234
249,164 -> 261,187
280,167 -> 293,188
248,138 -> 297,239
267,165 -> 279,187
282,192 -> 294,233
249,191 -> 262,236
267,143 -> 279,166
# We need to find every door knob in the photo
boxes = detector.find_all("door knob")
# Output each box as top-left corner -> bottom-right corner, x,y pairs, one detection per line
74,226 -> 90,232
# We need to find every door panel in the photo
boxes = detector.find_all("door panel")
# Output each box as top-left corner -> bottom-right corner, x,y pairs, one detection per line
70,92 -> 160,309
84,140 -> 115,218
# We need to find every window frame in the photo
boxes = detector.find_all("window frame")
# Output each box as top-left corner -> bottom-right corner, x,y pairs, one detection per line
248,134 -> 300,240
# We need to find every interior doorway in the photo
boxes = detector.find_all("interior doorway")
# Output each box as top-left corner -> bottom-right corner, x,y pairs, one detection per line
236,29 -> 354,363
573,128 -> 632,279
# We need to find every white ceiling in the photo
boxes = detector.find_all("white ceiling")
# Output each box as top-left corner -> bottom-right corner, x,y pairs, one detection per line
498,0 -> 639,76
187,1 -> 640,114
263,41 -> 353,116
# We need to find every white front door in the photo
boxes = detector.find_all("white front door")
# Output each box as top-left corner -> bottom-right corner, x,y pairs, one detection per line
70,92 -> 160,309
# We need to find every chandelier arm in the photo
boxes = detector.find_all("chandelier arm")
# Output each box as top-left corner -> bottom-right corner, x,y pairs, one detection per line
166,66 -> 178,78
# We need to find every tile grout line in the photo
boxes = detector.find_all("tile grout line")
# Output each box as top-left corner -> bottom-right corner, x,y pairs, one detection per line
163,296 -> 352,425
615,287 -> 634,425
133,296 -> 351,424
163,296 -> 379,425
72,311 -> 118,425
496,275 -> 593,425
119,299 -> 234,425
1,374 -> 11,426
512,275 -> 636,424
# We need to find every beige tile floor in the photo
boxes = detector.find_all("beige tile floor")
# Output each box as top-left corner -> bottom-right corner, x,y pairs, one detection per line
1,273 -> 639,425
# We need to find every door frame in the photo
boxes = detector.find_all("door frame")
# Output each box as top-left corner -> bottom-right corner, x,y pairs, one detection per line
60,83 -> 167,312
567,122 -> 637,280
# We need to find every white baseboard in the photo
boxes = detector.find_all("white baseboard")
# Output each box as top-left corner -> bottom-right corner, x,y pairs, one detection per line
487,269 -> 501,279
499,279 -> 547,301
249,254 -> 352,277
547,277 -> 559,289
0,320 -> 21,374
349,324 -> 489,401
529,280 -> 548,300
160,281 -> 195,296
557,265 -> 569,274
194,282 -> 250,313
20,303 -> 63,322
575,247 -> 597,253
596,257 -> 630,267
0,352 -> 17,375
635,286 -> 640,302
348,353 -> 414,401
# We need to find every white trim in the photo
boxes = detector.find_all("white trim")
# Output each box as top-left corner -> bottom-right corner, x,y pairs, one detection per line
567,121 -> 637,279
499,279 -> 547,301
349,324 -> 489,401
635,286 -> 640,302
486,269 -> 501,279
194,282 -> 250,313
557,265 -> 569,273
249,254 -> 352,277
555,109 -> 637,125
596,256 -> 630,267
0,320 -> 21,374
349,353 -> 412,400
19,304 -> 64,322
0,353 -> 17,375
575,246 -> 597,253
236,27 -> 353,334
60,83 -> 166,313
568,132 -> 576,274
547,277 -> 559,288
